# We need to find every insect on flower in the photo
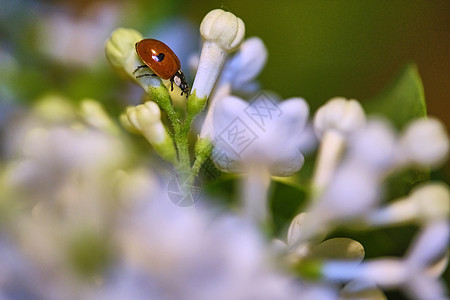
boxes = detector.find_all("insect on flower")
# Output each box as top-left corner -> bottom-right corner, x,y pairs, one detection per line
133,39 -> 190,97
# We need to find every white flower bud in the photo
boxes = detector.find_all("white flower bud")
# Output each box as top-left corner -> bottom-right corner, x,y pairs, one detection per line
311,130 -> 346,192
120,112 -> 140,134
105,27 -> 143,72
313,97 -> 366,139
126,102 -> 176,163
348,119 -> 397,173
367,182 -> 450,226
200,9 -> 245,52
399,117 -> 449,167
312,98 -> 366,193
410,183 -> 450,222
127,101 -> 165,143
191,9 -> 245,99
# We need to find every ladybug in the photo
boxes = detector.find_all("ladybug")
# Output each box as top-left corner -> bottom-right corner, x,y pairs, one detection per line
133,39 -> 189,96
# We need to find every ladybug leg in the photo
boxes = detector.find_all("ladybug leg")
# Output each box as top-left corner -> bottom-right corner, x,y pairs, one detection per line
136,74 -> 158,79
170,78 -> 174,91
132,65 -> 149,74
134,65 -> 158,79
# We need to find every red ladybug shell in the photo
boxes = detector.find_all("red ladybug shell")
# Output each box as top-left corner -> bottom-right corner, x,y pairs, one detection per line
135,39 -> 181,80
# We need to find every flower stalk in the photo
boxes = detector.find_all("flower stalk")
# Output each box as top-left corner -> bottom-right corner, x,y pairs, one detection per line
311,98 -> 366,195
240,165 -> 272,226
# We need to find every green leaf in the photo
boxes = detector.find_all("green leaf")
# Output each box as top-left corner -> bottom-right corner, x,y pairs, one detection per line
363,63 -> 427,129
364,63 -> 429,199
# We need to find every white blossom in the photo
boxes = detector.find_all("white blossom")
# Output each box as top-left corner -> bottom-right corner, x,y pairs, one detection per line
398,117 -> 450,167
368,182 -> 450,226
126,101 -> 166,143
218,36 -> 268,95
199,37 -> 268,142
191,9 -> 245,99
313,97 -> 366,139
312,97 -> 366,192
208,95 -> 309,176
347,119 -> 398,173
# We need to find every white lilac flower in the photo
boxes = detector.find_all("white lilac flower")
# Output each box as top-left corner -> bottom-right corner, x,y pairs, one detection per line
294,159 -> 380,244
217,36 -> 268,96
398,117 -> 449,167
313,97 -> 366,139
294,118 -> 398,244
191,9 -> 245,99
312,97 -> 366,192
199,37 -> 268,142
208,95 -> 309,176
203,94 -> 309,224
126,102 -> 170,142
367,182 -> 450,226
347,119 -> 398,174
121,101 -> 177,163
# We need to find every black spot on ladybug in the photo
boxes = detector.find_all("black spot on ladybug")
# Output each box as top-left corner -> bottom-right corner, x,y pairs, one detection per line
155,53 -> 165,62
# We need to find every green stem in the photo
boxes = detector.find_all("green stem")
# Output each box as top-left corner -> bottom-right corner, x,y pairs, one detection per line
174,132 -> 191,171
191,155 -> 205,178
174,114 -> 194,173
148,86 -> 191,170
177,91 -> 209,173
149,86 -> 181,135
191,137 -> 213,178
148,88 -> 209,178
